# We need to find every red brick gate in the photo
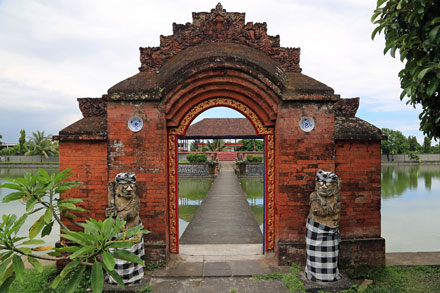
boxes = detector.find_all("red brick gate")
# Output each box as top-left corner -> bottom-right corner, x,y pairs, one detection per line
57,4 -> 385,266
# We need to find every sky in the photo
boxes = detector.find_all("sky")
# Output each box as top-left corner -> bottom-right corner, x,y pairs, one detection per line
0,0 -> 426,144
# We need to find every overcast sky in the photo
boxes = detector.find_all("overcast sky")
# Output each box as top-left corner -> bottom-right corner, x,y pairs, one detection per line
0,0 -> 425,143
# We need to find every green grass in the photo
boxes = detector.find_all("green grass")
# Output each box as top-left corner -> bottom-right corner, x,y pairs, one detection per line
8,265 -> 91,293
253,264 -> 305,293
347,265 -> 440,292
8,264 -> 440,292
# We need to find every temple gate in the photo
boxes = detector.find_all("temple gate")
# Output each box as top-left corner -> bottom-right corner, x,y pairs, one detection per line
56,4 -> 385,266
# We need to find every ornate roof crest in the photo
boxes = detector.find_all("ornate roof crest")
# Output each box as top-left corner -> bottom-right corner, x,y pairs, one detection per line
139,3 -> 301,73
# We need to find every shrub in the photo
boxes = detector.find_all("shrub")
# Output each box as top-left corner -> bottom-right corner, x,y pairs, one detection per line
186,153 -> 208,163
246,154 -> 263,163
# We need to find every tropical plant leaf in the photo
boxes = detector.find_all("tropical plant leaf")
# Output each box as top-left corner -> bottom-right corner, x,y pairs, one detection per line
51,259 -> 81,289
12,255 -> 25,282
0,258 -> 12,280
41,221 -> 54,237
29,215 -> 45,239
0,276 -> 15,293
91,261 -> 104,293
20,239 -> 45,245
112,249 -> 144,266
102,251 -> 115,271
27,256 -> 43,273
11,213 -> 28,235
0,252 -> 12,262
69,245 -> 96,259
55,246 -> 80,253
25,197 -> 38,212
0,183 -> 22,191
43,208 -> 53,224
107,242 -> 133,249
103,266 -> 125,289
2,192 -> 24,203
0,263 -> 14,284
65,265 -> 86,293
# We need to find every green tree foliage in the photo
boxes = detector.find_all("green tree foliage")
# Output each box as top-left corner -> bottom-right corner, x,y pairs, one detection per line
372,0 -> 440,139
26,130 -> 57,158
18,130 -> 26,154
207,139 -> 226,152
0,169 -> 149,292
237,139 -> 264,151
190,140 -> 201,152
381,128 -> 410,154
423,136 -> 432,153
408,136 -> 421,152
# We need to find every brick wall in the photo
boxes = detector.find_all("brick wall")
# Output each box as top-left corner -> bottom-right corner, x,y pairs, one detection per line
336,140 -> 382,238
275,102 -> 335,244
106,101 -> 169,248
59,141 -> 108,230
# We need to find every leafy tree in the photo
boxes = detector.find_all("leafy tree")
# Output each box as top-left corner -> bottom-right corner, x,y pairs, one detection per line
190,140 -> 201,152
26,130 -> 57,159
207,139 -> 226,152
237,139 -> 264,151
408,136 -> 421,152
372,0 -> 440,139
0,133 -> 2,144
432,143 -> 440,153
381,128 -> 410,154
423,136 -> 432,153
0,169 -> 149,292
18,129 -> 26,155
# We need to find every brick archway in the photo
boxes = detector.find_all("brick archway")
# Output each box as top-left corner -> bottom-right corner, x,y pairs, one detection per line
167,97 -> 275,253
58,4 -> 385,266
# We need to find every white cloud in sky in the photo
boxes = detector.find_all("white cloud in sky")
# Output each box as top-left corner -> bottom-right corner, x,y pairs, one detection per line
0,0 -> 424,142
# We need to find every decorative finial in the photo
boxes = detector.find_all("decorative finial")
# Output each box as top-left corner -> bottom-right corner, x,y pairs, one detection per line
215,2 -> 223,11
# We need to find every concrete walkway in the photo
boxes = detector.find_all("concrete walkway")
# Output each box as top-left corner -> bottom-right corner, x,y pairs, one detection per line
179,168 -> 262,245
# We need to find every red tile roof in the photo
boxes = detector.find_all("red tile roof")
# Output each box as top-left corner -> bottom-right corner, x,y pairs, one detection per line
185,118 -> 256,138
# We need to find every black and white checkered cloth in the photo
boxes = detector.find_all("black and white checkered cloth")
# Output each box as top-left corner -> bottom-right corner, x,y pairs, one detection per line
106,234 -> 145,285
305,217 -> 342,282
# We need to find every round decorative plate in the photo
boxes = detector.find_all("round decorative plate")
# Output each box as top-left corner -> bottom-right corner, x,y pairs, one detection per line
299,117 -> 315,132
128,116 -> 143,132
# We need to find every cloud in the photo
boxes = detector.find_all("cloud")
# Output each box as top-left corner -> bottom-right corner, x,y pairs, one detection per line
0,0 -> 425,142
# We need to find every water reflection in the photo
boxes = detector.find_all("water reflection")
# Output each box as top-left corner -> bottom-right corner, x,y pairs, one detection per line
0,167 -> 60,246
239,178 -> 264,233
178,178 -> 214,238
382,165 -> 440,198
381,164 -> 440,252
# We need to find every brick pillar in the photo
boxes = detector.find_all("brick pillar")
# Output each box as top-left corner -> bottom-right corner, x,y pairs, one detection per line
107,101 -> 169,263
275,102 -> 335,265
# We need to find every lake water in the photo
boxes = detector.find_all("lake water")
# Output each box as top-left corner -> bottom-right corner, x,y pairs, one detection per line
1,165 -> 439,252
382,164 -> 440,252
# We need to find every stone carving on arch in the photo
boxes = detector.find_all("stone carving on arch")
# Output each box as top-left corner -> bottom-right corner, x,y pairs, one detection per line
167,97 -> 275,253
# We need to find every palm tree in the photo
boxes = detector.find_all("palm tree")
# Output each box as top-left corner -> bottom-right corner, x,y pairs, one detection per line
26,130 -> 57,160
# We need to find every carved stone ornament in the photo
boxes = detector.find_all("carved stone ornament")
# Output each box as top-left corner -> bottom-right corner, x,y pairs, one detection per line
308,170 -> 341,227
78,98 -> 107,118
106,172 -> 140,230
139,3 -> 301,73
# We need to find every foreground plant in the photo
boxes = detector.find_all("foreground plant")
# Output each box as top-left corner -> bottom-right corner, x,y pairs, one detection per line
0,168 -> 150,292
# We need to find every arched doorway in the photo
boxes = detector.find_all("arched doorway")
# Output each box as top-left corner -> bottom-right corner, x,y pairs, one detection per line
167,98 -> 275,253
